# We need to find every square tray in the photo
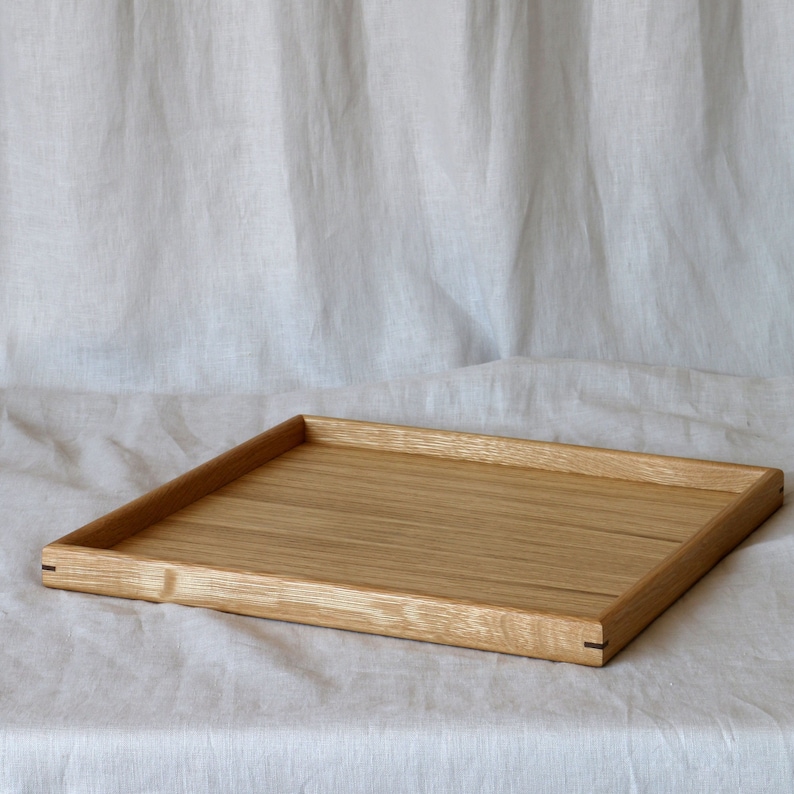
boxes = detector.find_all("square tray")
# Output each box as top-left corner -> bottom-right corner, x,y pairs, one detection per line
42,415 -> 783,666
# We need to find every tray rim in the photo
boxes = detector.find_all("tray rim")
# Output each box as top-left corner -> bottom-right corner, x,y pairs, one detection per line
42,415 -> 784,666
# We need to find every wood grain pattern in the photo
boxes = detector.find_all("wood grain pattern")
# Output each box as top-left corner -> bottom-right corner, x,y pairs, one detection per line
42,415 -> 784,666
112,445 -> 731,613
42,545 -> 606,665
599,466 -> 784,662
304,416 -> 764,492
49,415 -> 305,549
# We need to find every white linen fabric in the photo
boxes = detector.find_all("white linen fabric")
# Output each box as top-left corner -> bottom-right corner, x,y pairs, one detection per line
2,2 -> 794,391
3,359 -> 794,792
1,2 -> 793,791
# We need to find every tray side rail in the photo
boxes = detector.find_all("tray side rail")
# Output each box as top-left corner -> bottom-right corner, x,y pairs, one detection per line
303,416 -> 767,492
43,415 -> 305,551
598,467 -> 784,662
41,545 -> 609,666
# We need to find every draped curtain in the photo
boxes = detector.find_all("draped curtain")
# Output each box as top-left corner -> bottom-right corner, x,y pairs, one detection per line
2,2 -> 792,392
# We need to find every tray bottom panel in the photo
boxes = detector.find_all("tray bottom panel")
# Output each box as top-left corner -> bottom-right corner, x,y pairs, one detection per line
112,442 -> 736,620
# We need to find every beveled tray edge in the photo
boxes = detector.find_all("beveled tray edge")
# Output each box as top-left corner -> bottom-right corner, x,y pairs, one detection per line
42,415 -> 784,666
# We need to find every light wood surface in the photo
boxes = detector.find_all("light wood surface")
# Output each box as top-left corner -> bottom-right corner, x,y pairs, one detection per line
41,544 -> 608,665
43,416 -> 784,665
599,466 -> 784,662
304,416 -> 766,492
50,415 -> 305,549
112,444 -> 732,614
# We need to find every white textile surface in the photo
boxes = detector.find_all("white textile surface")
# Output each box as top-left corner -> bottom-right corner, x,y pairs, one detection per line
2,1 -> 794,791
2,359 -> 793,792
2,2 -> 794,391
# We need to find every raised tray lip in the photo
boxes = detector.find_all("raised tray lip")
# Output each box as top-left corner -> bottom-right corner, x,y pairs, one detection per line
42,415 -> 784,666
301,415 -> 775,491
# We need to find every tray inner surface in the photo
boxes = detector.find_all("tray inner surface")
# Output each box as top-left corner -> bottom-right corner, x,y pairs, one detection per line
112,441 -> 736,619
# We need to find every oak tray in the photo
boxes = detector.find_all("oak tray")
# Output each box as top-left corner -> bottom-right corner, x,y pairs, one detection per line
42,415 -> 784,666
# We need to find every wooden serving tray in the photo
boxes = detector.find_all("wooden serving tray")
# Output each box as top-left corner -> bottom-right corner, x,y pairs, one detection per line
42,416 -> 783,666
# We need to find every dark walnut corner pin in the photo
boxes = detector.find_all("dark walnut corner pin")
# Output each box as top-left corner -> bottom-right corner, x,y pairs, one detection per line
41,415 -> 783,666
584,641 -> 609,650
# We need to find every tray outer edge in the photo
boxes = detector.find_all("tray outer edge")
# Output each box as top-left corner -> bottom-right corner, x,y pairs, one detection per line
42,415 -> 306,550
598,466 -> 784,663
302,416 -> 766,492
41,546 -> 607,666
41,415 -> 781,666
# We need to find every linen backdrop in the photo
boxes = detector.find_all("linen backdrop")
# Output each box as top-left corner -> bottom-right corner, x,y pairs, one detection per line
2,2 -> 793,791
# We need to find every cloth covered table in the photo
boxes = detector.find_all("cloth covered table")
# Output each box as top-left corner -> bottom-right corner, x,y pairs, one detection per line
3,359 -> 793,791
